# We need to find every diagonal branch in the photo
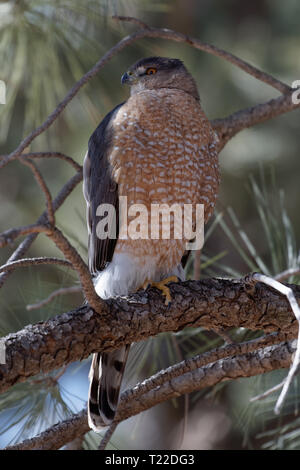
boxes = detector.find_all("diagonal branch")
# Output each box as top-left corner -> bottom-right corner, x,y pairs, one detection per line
4,409 -> 89,451
4,339 -> 296,450
46,226 -> 104,313
116,340 -> 296,425
21,158 -> 55,226
0,152 -> 82,172
26,286 -> 82,311
0,257 -> 72,273
0,170 -> 82,288
113,16 -> 291,94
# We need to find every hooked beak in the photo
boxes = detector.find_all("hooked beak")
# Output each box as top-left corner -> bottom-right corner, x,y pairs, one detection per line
121,72 -> 130,85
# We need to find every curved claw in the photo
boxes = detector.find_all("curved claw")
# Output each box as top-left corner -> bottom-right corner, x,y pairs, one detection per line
143,276 -> 179,305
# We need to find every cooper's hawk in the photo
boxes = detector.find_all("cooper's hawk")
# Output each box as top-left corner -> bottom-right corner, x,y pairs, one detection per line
83,57 -> 219,431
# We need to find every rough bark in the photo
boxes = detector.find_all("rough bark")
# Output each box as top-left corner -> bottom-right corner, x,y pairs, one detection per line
0,278 -> 298,394
5,339 -> 296,450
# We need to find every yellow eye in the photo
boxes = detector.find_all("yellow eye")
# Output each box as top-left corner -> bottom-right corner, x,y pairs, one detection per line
146,67 -> 157,75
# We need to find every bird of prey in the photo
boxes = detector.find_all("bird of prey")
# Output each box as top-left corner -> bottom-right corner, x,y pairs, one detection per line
83,56 -> 219,431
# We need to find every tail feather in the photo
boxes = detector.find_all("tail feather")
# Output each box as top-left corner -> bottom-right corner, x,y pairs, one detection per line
88,346 -> 130,431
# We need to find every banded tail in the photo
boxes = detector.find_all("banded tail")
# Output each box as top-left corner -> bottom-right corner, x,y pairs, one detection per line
88,346 -> 130,430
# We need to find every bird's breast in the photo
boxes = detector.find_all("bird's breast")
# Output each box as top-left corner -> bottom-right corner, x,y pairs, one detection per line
109,88 -> 219,221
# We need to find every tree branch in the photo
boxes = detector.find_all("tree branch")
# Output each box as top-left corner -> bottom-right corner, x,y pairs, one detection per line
113,16 -> 291,94
116,340 -> 296,425
212,91 -> 300,149
0,278 -> 298,394
0,257 -> 72,273
4,410 -> 89,451
0,152 -> 82,172
4,339 -> 296,450
0,224 -> 51,247
45,227 -> 105,313
21,158 -> 55,225
0,170 -> 82,288
26,286 -> 82,311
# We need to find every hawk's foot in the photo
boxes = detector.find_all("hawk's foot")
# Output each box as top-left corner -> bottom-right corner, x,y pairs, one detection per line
142,276 -> 179,305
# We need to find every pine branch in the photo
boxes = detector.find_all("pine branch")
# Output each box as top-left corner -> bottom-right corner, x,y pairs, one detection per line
0,278 -> 298,394
4,339 -> 296,450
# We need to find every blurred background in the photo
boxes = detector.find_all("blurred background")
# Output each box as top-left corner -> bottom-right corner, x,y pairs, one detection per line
0,0 -> 299,450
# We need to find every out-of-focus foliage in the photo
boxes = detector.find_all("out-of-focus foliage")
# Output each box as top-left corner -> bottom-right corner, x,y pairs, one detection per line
0,0 -> 299,450
0,0 -> 171,146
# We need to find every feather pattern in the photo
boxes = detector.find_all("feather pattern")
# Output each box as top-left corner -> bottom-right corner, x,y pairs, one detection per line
88,347 -> 130,429
84,102 -> 131,430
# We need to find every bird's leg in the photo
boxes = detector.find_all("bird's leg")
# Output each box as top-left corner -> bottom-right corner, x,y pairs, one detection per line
142,276 -> 179,305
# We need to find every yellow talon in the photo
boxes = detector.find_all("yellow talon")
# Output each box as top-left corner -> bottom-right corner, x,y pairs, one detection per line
143,276 -> 179,305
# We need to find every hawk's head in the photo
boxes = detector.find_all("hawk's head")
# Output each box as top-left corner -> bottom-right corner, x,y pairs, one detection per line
121,56 -> 199,100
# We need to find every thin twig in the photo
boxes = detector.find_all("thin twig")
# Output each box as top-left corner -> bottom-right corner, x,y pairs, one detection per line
46,226 -> 104,313
0,209 -> 100,313
250,379 -> 286,402
0,224 -> 50,248
0,152 -> 82,172
21,158 -> 55,226
0,257 -> 72,274
27,286 -> 82,311
0,171 -> 82,288
98,422 -> 118,450
112,15 -> 151,29
114,16 -> 291,94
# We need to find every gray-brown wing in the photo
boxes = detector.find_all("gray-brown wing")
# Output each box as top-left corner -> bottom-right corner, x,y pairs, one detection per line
83,103 -> 124,276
